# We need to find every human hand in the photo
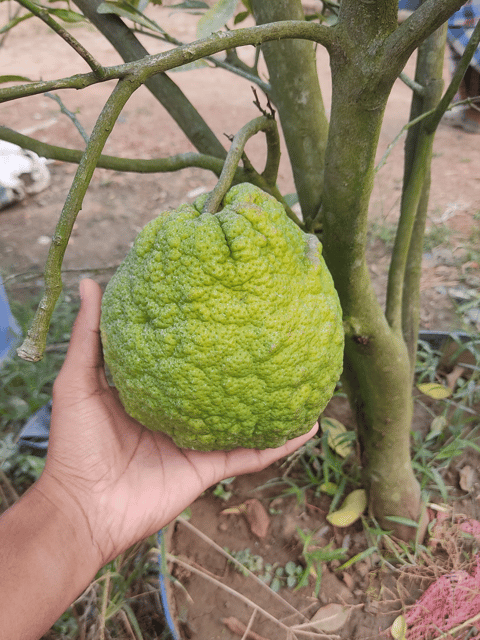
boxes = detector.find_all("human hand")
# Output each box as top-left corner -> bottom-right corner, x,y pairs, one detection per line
38,279 -> 318,567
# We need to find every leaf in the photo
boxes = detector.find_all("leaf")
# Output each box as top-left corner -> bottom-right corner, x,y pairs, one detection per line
326,489 -> 367,528
426,415 -> 448,440
0,75 -> 33,84
97,1 -> 164,32
320,417 -> 353,458
47,8 -> 86,22
459,465 -> 475,491
308,603 -> 350,633
169,0 -> 209,9
170,59 -> 210,72
319,481 -> 338,496
417,382 -> 452,399
233,9 -> 249,24
390,614 -> 407,640
384,515 -> 419,528
283,192 -> 299,207
222,498 -> 270,538
196,0 -> 238,39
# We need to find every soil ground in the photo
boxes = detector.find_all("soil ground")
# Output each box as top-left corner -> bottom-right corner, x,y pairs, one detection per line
1,5 -> 480,639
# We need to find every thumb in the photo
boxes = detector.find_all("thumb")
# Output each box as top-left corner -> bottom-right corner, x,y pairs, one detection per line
58,279 -> 106,390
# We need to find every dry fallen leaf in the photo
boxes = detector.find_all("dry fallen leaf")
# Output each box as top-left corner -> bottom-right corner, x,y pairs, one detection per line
308,603 -> 350,633
459,465 -> 475,492
222,498 -> 270,538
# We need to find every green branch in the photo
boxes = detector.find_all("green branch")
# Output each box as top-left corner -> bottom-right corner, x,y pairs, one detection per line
0,20 -> 336,104
385,24 -> 446,338
73,0 -> 226,159
202,116 -> 280,215
0,126 -> 240,177
14,0 -> 106,78
251,0 -> 329,227
382,0 -> 464,78
425,17 -> 480,133
17,76 -> 142,362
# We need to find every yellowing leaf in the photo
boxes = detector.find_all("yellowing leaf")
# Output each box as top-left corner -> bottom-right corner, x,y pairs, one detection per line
321,417 -> 353,458
427,415 -> 448,439
390,614 -> 407,639
319,481 -> 338,496
326,489 -> 367,528
417,382 -> 452,399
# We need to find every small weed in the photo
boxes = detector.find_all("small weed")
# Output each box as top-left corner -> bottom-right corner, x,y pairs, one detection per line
212,476 -> 235,501
53,538 -> 168,639
368,219 -> 397,248
423,224 -> 453,251
0,292 -> 79,435
224,547 -> 304,592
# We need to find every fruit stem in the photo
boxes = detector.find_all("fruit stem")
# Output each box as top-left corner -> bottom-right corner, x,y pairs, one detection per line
202,116 -> 280,214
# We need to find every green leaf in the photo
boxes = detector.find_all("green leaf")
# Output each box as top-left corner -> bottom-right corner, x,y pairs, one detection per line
196,0 -> 238,39
0,75 -> 33,84
47,8 -> 86,22
169,0 -> 209,9
97,0 -> 164,32
384,515 -> 419,528
233,9 -> 249,24
0,13 -> 34,35
417,382 -> 452,399
319,481 -> 338,496
170,59 -> 210,72
283,192 -> 299,207
337,546 -> 377,571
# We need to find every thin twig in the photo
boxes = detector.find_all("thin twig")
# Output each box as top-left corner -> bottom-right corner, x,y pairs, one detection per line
175,516 -> 309,622
167,553 -> 295,634
44,93 -> 89,143
99,571 -> 111,640
399,71 -> 425,96
14,0 -> 106,78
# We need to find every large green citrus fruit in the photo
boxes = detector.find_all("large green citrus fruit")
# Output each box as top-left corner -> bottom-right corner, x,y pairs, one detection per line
100,183 -> 343,451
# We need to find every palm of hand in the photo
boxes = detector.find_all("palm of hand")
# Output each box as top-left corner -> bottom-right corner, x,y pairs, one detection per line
40,279 -> 317,564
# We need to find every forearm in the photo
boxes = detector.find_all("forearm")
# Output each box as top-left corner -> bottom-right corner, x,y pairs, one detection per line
0,481 -> 103,640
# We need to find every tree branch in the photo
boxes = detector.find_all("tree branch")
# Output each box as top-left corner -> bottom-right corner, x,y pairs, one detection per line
0,20 -> 336,104
425,16 -> 480,133
251,1 -> 330,227
0,125 -> 238,176
73,0 -> 226,159
383,0 -> 464,74
385,24 -> 446,337
17,75 -> 142,362
15,0 -> 106,78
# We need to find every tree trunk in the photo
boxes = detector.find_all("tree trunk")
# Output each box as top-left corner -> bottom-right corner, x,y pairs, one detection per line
321,0 -> 422,537
251,0 -> 329,227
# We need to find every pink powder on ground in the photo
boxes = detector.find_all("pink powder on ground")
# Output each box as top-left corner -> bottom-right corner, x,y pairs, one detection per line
405,555 -> 480,639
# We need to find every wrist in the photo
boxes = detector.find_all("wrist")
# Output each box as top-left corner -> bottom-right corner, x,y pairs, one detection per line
35,472 -> 105,569
0,481 -> 103,640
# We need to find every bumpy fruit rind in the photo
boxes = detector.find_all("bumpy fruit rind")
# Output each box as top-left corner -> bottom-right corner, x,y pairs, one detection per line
100,183 -> 344,451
